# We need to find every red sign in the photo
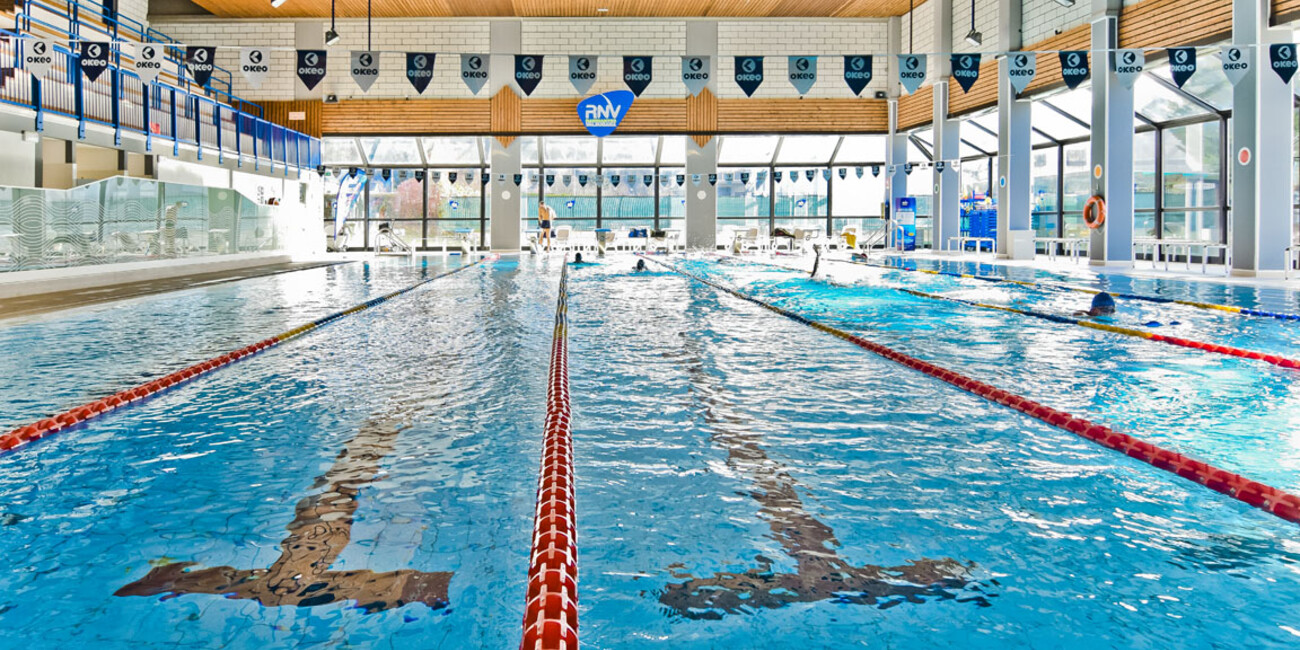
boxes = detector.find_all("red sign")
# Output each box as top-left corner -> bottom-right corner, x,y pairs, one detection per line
1238,147 -> 1251,165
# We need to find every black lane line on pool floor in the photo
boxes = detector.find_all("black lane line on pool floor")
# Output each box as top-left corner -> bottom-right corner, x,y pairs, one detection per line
640,254 -> 1300,526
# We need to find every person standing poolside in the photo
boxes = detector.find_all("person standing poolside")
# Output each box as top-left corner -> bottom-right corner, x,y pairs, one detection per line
538,200 -> 556,253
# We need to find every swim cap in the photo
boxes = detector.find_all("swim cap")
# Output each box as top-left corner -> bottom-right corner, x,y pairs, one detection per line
1091,292 -> 1116,313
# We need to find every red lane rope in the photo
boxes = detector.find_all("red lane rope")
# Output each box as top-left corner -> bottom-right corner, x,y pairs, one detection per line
0,258 -> 489,454
521,261 -> 579,650
644,255 -> 1300,526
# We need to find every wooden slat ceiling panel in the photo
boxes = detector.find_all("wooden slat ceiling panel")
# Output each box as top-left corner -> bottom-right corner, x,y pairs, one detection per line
717,98 -> 886,132
195,0 -> 917,19
320,99 -> 491,133
1274,0 -> 1300,25
1119,0 -> 1231,47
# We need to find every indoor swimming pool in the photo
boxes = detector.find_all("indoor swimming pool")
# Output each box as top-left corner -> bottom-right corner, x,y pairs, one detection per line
2,253 -> 1300,648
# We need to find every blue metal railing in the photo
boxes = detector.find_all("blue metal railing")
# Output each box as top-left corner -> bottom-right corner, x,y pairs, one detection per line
2,0 -> 318,172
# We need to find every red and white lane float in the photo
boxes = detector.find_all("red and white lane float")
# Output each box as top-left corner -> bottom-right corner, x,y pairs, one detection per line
521,261 -> 580,650
0,257 -> 490,454
644,254 -> 1300,526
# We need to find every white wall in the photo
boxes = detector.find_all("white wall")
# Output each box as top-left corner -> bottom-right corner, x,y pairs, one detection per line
149,18 -> 892,101
951,0 -> 1001,54
0,132 -> 38,188
1022,0 -> 1091,44
715,21 -> 891,98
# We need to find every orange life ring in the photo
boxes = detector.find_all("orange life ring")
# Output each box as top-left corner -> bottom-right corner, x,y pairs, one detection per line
1084,195 -> 1106,229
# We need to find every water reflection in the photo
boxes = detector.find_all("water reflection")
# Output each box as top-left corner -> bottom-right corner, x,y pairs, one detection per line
658,321 -> 993,619
115,405 -> 452,613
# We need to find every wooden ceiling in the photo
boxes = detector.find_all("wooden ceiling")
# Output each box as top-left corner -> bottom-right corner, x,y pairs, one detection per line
193,0 -> 919,20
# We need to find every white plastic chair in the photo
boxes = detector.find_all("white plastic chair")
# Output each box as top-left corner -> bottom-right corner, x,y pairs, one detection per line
553,225 -> 572,252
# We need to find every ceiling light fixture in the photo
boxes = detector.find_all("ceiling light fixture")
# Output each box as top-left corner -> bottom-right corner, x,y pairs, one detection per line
270,0 -> 287,7
597,7 -> 609,12
964,0 -> 981,46
1053,0 -> 1076,6
324,0 -> 340,46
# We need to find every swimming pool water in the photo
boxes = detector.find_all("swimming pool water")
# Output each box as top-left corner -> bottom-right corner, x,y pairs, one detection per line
3,253 -> 1300,648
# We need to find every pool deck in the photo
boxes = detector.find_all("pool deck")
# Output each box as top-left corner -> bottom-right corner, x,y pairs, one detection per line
0,260 -> 347,320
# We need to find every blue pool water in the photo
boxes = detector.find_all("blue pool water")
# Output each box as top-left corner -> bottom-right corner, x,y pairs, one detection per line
3,253 -> 1300,648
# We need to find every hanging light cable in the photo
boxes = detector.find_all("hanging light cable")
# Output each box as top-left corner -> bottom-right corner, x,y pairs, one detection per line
324,0 -> 340,46
965,0 -> 982,46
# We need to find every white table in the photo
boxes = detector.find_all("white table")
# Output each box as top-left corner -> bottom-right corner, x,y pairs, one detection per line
947,236 -> 996,255
1034,237 -> 1090,263
1133,239 -> 1230,276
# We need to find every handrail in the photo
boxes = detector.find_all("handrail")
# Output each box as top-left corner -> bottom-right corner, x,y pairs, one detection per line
17,0 -> 243,108
0,28 -> 319,172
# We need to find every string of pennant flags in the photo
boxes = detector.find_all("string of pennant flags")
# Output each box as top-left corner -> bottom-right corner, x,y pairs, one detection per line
16,33 -> 1300,97
336,165 -> 915,188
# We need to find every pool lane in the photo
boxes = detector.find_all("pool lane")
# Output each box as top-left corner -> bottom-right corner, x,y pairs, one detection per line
0,257 -> 553,649
566,258 -> 1300,649
0,256 -> 460,433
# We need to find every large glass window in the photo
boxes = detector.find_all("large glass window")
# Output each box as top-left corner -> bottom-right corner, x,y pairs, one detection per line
1062,142 -> 1091,238
1134,129 -> 1158,239
774,167 -> 828,233
600,169 -> 655,229
659,169 -> 687,231
1030,147 -> 1059,238
428,170 -> 484,247
544,169 -> 598,230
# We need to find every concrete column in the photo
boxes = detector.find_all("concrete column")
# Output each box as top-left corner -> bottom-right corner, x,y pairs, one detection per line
686,138 -> 717,249
1088,0 -> 1134,264
996,0 -> 1032,258
293,23 -> 324,101
930,0 -> 960,251
885,17 -> 908,224
489,21 -> 522,251
684,21 -> 718,250
932,82 -> 960,251
1231,0 -> 1295,275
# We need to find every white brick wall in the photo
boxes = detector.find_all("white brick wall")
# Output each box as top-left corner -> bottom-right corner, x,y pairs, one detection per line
320,20 -> 491,100
522,21 -> 686,98
951,0 -> 1000,54
1022,0 -> 1090,45
899,0 -> 936,57
119,0 -> 150,33
715,21 -> 890,99
150,20 -> 297,100
150,18 -> 892,102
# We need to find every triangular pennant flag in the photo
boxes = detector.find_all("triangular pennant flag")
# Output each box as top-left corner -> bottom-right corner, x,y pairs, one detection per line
904,163 -> 914,175
1008,52 -> 1036,95
1168,47 -> 1196,88
682,56 -> 710,97
1221,46 -> 1248,87
707,174 -> 717,186
545,174 -> 555,187
821,169 -> 831,181
449,172 -> 459,184
773,170 -> 784,183
739,171 -> 750,185
871,165 -> 880,177
610,174 -> 621,187
578,174 -> 589,187
569,55 -> 597,94
1270,44 -> 1297,84
856,166 -> 865,179
735,56 -> 764,97
22,39 -> 57,79
296,50 -> 326,91
407,53 -> 435,94
1112,49 -> 1143,90
844,55 -> 872,96
897,54 -> 926,94
515,55 -> 543,96
838,168 -> 847,180
1059,51 -> 1089,90
756,170 -> 767,186
642,174 -> 653,187
351,51 -> 379,93
239,48 -> 271,89
563,175 -> 572,187
676,174 -> 685,186
950,53 -> 980,93
804,169 -> 816,182
465,171 -> 475,185
691,174 -> 702,186
80,41 -> 110,83
788,56 -> 817,95
723,173 -> 734,183
624,56 -> 653,96
185,46 -> 217,87
594,174 -> 605,185
512,174 -> 522,186
461,54 -> 489,95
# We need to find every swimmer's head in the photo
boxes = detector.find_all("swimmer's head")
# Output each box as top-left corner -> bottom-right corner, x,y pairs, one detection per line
573,252 -> 583,264
1089,292 -> 1116,316
635,259 -> 647,271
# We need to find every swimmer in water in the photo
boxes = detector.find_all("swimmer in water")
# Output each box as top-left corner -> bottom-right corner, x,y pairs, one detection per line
1074,292 -> 1116,318
810,244 -> 823,278
634,258 -> 647,272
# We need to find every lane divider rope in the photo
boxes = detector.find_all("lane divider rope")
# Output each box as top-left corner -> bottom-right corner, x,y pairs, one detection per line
643,254 -> 1300,526
735,255 -> 1299,370
0,257 -> 491,454
855,256 -> 1300,321
520,260 -> 579,650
